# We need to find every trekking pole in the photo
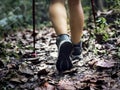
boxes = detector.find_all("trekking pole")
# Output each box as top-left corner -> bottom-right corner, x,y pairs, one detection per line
90,0 -> 97,28
32,0 -> 36,53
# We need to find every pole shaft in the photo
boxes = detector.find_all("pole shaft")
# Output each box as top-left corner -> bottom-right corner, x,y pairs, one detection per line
91,0 -> 96,28
33,0 -> 35,53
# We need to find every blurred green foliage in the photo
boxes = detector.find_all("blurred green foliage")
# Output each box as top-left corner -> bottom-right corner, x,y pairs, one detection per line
0,0 -> 51,38
0,0 -> 32,38
0,0 -> 119,38
106,0 -> 120,9
95,17 -> 110,42
0,0 -> 32,26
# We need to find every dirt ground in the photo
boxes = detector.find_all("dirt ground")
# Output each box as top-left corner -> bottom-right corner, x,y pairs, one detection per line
0,27 -> 120,90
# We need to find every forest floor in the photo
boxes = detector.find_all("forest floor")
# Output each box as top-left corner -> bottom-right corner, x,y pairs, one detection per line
0,25 -> 120,90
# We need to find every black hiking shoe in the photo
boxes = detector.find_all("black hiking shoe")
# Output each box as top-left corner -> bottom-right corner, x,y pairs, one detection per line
56,34 -> 73,72
71,42 -> 83,60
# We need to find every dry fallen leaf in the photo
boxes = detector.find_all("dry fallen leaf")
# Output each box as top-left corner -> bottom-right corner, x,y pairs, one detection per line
19,63 -> 34,75
44,82 -> 55,90
10,78 -> 21,83
88,59 -> 115,69
57,79 -> 76,90
95,60 -> 115,68
34,82 -> 55,90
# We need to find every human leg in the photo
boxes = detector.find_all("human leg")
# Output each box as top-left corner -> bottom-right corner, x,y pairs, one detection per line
68,0 -> 84,60
68,0 -> 84,44
49,0 -> 73,72
49,0 -> 67,35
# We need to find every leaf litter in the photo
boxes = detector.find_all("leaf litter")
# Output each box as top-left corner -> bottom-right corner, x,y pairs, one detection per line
0,26 -> 120,90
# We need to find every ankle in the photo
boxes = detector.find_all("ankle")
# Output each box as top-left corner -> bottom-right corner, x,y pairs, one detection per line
56,34 -> 71,47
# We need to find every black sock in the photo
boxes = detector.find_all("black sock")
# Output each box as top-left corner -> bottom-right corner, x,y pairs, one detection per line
73,41 -> 82,47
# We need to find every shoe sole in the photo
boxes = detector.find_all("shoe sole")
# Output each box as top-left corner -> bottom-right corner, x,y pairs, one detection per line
56,41 -> 73,72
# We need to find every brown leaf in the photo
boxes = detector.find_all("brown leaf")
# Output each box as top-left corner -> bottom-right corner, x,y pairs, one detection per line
20,76 -> 28,83
95,60 -> 115,68
80,74 -> 105,84
44,82 -> 55,90
75,81 -> 88,89
7,63 -> 16,69
57,79 -> 76,90
88,59 -> 115,69
80,75 -> 92,83
117,38 -> 120,45
63,67 -> 77,75
88,59 -> 98,67
34,87 -> 44,90
34,82 -> 55,90
10,78 -> 21,83
10,74 -> 28,84
19,63 -> 34,75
